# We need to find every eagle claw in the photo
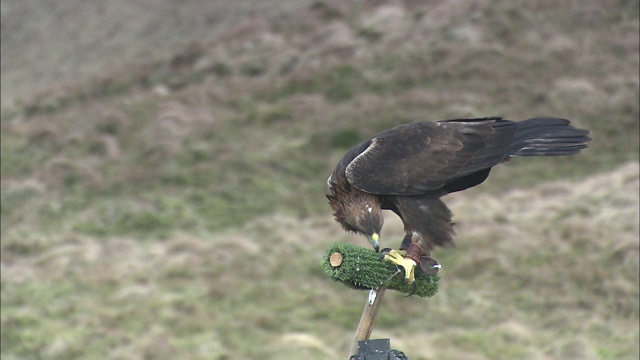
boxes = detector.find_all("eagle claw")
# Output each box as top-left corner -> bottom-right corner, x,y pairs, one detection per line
379,248 -> 393,260
382,249 -> 418,284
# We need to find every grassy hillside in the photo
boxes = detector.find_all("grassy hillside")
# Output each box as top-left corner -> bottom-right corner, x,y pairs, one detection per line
1,0 -> 639,359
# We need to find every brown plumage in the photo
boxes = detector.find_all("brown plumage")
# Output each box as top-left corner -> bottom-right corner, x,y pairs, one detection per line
326,117 -> 591,254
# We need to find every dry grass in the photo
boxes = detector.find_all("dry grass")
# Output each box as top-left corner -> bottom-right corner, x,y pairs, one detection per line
1,0 -> 639,359
2,164 -> 637,359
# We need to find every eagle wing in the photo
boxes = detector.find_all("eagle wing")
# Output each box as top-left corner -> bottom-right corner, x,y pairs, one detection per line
345,118 -> 516,195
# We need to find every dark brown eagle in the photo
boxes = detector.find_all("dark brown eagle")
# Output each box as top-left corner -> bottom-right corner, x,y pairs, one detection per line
327,117 -> 590,283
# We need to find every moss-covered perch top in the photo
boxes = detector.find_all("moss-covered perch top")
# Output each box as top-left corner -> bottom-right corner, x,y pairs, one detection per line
321,242 -> 439,298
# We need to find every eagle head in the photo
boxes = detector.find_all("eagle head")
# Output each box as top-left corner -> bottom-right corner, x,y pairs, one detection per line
327,177 -> 384,252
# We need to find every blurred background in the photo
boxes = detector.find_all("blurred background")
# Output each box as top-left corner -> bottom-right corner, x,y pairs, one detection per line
1,0 -> 638,359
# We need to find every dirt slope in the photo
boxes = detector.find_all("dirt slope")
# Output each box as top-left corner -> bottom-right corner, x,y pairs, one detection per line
1,1 -> 638,359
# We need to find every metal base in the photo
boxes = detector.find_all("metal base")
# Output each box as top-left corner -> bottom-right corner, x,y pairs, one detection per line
350,338 -> 409,360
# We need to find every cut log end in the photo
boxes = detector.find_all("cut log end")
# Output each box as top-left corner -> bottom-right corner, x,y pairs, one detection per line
330,252 -> 343,267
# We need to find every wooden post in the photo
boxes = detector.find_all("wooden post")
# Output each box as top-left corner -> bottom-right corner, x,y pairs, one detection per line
348,286 -> 387,358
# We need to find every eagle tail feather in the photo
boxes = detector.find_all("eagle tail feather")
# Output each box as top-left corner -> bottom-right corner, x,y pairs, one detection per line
510,117 -> 591,157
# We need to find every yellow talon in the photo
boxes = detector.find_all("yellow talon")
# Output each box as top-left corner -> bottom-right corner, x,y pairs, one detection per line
383,249 -> 417,284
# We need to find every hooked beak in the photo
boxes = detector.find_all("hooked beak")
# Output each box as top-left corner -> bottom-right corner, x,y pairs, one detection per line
369,233 -> 380,252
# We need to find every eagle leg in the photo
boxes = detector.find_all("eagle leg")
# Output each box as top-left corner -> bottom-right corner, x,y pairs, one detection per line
381,249 -> 418,284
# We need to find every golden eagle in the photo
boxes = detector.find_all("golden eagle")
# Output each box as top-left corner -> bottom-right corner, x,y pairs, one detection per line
327,117 -> 590,283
